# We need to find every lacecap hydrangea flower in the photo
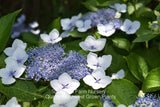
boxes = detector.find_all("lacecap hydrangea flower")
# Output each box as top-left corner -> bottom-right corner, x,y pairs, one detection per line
134,93 -> 160,107
25,44 -> 92,81
82,8 -> 118,26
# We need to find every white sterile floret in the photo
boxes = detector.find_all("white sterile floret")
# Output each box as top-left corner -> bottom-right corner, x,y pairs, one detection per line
31,29 -> 40,35
4,39 -> 27,56
120,19 -> 140,34
79,35 -> 106,52
0,61 -> 25,85
5,47 -> 28,66
40,29 -> 62,44
97,24 -> 116,37
87,52 -> 112,70
111,69 -> 125,79
75,19 -> 92,32
50,90 -> 80,107
83,68 -> 112,89
61,13 -> 82,31
110,3 -> 127,13
50,73 -> 80,94
0,97 -> 21,107
29,21 -> 39,28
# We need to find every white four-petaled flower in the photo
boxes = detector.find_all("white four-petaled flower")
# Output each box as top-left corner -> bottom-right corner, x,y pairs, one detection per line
5,47 -> 28,66
111,69 -> 125,79
110,3 -> 127,13
4,39 -> 26,56
0,60 -> 25,84
97,23 -> 116,37
120,19 -> 140,34
75,19 -> 92,32
87,52 -> 112,70
50,90 -> 80,107
40,29 -> 62,44
50,73 -> 80,94
83,68 -> 112,89
61,13 -> 82,31
79,36 -> 106,52
0,97 -> 21,107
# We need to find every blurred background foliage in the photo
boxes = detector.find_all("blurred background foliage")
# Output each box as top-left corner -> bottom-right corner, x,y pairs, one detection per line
0,0 -> 159,31
0,0 -> 88,31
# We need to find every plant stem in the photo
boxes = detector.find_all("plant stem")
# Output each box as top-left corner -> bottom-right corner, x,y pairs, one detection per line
145,41 -> 149,49
133,0 -> 138,17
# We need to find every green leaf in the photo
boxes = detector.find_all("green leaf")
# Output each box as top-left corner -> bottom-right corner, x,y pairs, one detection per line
98,0 -> 121,7
83,0 -> 99,11
137,6 -> 154,18
104,42 -> 128,73
127,3 -> 143,15
64,40 -> 81,52
22,32 -> 40,46
0,53 -> 6,68
78,82 -> 102,107
134,29 -> 157,42
132,46 -> 160,69
112,38 -> 131,51
126,53 -> 149,82
0,9 -> 21,53
0,79 -> 45,101
37,98 -> 53,107
68,30 -> 89,38
47,17 -> 61,33
142,67 -> 160,92
104,42 -> 140,84
106,79 -> 139,106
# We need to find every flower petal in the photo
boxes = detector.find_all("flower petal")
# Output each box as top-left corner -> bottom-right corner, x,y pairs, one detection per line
111,69 -> 125,79
83,75 -> 95,86
5,97 -> 21,107
49,29 -> 59,39
103,101 -> 113,107
40,34 -> 50,43
53,90 -> 71,104
92,68 -> 106,79
87,52 -> 98,69
58,73 -> 72,85
14,65 -> 26,78
75,20 -> 83,28
12,39 -> 27,50
98,55 -> 112,70
66,96 -> 80,107
2,77 -> 16,85
50,80 -> 63,92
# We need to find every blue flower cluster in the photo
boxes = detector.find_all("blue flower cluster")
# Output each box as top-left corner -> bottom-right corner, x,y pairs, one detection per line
25,44 -> 91,81
58,51 -> 91,80
134,94 -> 160,107
82,8 -> 122,29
